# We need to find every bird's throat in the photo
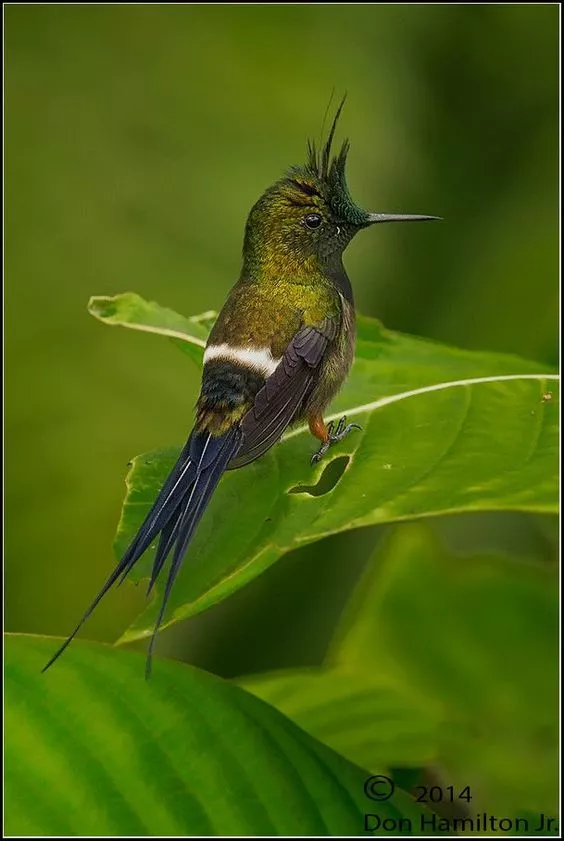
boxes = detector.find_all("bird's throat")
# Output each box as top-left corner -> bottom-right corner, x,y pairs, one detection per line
242,238 -> 352,303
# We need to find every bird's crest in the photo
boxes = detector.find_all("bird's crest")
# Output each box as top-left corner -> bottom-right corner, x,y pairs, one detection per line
306,94 -> 349,183
287,94 -> 365,226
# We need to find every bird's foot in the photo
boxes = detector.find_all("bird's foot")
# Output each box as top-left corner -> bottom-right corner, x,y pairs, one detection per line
310,416 -> 361,464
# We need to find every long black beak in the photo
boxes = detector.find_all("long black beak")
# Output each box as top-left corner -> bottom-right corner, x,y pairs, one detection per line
367,213 -> 441,224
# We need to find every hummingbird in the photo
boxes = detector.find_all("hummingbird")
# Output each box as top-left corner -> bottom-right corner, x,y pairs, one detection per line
43,100 -> 438,676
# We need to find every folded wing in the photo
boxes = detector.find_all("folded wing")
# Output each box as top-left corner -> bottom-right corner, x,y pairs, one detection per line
230,316 -> 338,468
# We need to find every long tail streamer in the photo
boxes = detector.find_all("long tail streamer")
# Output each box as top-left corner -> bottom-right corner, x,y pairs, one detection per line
42,427 -> 242,677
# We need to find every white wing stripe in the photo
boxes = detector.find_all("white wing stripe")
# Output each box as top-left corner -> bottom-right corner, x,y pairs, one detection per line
204,344 -> 281,377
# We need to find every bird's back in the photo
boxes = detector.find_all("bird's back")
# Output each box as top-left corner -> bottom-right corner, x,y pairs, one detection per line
196,276 -> 343,436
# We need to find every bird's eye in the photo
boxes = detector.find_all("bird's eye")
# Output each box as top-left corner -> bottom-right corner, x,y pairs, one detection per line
304,213 -> 322,229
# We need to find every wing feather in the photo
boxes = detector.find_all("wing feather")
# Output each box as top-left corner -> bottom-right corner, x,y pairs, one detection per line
229,318 -> 337,469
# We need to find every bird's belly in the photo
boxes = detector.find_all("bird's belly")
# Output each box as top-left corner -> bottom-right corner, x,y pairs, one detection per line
301,296 -> 356,418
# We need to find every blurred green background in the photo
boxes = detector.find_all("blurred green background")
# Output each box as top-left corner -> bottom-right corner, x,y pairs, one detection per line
5,2 -> 559,813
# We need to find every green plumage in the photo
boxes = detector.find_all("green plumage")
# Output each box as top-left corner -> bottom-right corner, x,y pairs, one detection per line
198,99 -> 438,439
43,99 -> 438,676
200,101 -> 366,435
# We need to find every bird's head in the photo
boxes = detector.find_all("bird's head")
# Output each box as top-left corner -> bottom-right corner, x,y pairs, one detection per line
242,98 -> 439,279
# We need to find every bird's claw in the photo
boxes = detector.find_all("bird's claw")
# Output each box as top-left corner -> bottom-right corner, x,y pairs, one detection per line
330,416 -> 362,441
310,416 -> 361,464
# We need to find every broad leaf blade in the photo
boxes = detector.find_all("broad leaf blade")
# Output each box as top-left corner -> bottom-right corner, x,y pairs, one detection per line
239,525 -> 559,821
118,374 -> 558,642
350,525 -> 559,818
334,314 -> 554,413
5,634 -> 434,837
239,666 -> 441,772
88,293 -> 215,363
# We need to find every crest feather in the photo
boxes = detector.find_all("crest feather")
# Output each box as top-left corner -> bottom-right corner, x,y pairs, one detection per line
307,94 -> 348,181
294,95 -> 365,225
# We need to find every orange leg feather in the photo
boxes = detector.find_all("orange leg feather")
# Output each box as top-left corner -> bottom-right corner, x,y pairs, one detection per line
308,413 -> 330,443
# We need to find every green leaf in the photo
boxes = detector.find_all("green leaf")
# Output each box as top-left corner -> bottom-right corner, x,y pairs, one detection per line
347,524 -> 560,819
88,295 -> 558,640
88,292 -> 216,363
239,524 -> 559,820
4,634 -> 435,837
117,382 -> 558,642
239,666 -> 441,772
238,531 -> 443,778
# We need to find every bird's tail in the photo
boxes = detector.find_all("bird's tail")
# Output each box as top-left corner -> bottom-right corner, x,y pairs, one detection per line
42,426 -> 242,676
